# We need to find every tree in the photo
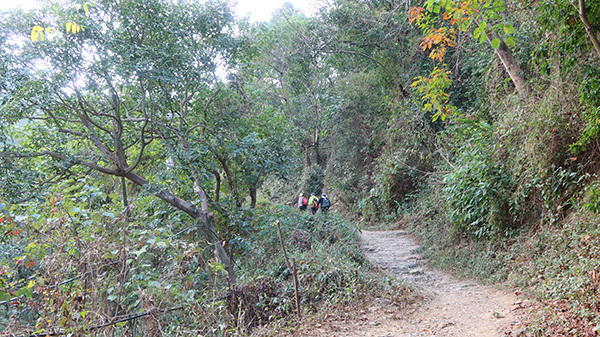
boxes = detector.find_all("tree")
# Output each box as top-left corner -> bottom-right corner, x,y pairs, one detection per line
248,8 -> 333,169
1,0 -> 241,283
410,0 -> 529,119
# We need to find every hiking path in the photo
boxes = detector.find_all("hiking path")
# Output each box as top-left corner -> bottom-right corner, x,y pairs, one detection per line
305,230 -> 530,336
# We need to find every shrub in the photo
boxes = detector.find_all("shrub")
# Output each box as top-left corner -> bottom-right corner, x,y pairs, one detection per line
442,122 -> 521,238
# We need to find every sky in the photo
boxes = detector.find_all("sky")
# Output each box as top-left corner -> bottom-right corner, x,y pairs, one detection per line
0,0 -> 319,22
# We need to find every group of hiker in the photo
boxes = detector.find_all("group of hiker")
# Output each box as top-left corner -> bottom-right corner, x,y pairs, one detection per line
297,192 -> 330,214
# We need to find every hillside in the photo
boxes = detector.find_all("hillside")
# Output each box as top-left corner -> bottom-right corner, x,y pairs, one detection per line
1,0 -> 600,335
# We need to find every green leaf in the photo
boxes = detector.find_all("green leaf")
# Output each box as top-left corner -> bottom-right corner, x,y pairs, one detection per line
490,38 -> 501,49
25,287 -> 34,299
478,21 -> 487,32
433,5 -> 441,13
505,36 -> 515,47
503,24 -> 514,35
148,281 -> 161,288
91,212 -> 102,222
133,246 -> 147,257
479,31 -> 487,43
459,20 -> 470,32
68,248 -> 80,257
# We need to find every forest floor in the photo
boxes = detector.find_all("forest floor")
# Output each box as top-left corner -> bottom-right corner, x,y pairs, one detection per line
302,230 -> 533,336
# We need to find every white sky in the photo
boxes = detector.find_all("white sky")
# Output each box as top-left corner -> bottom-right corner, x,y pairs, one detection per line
0,0 -> 318,22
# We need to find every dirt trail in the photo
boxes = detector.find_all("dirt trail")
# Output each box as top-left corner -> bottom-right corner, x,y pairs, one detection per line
307,230 -> 528,336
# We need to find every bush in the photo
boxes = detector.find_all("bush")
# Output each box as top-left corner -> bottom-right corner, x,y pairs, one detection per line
230,208 -> 416,334
442,122 -> 521,238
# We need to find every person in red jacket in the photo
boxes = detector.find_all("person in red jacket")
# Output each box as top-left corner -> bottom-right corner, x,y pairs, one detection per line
297,193 -> 308,211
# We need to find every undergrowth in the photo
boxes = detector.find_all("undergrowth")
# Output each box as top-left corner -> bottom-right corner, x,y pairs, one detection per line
232,206 -> 416,335
0,195 -> 415,336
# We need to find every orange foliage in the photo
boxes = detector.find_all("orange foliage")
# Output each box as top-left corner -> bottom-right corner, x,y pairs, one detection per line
419,27 -> 457,62
409,6 -> 425,24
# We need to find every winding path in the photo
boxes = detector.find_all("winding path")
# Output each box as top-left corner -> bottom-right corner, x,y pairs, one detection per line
306,230 -> 529,336
357,230 -> 526,336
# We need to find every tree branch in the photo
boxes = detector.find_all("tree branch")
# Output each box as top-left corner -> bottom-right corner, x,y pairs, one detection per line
324,49 -> 409,97
577,0 -> 600,57
1,151 -> 120,176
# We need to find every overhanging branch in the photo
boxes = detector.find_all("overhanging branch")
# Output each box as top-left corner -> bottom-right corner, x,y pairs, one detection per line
1,151 -> 119,176
323,49 -> 409,97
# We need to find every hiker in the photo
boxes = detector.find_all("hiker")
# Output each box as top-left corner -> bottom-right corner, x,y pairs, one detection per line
308,193 -> 319,215
318,193 -> 330,213
298,193 -> 308,211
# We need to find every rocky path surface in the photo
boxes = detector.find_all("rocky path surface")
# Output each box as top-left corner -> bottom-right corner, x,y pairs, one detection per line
306,230 -> 528,336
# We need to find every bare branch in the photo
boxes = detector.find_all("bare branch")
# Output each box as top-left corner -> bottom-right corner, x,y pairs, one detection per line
435,137 -> 456,170
73,88 -> 114,136
125,119 -> 152,173
40,108 -> 98,141
37,163 -> 76,185
196,80 -> 221,140
1,150 -> 120,176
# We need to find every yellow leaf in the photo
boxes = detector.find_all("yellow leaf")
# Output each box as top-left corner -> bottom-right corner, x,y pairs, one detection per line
66,22 -> 72,33
31,26 -> 45,42
83,4 -> 89,14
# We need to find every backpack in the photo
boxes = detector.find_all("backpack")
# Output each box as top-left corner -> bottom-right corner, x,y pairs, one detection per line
322,198 -> 330,208
311,198 -> 318,208
302,197 -> 308,206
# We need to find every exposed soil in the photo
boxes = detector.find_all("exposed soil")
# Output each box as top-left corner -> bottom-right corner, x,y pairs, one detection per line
303,230 -> 531,336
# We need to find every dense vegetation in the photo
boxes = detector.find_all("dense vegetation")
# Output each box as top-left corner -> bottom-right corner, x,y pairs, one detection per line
1,0 -> 600,335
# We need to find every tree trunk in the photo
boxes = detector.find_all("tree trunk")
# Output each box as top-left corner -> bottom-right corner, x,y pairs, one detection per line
249,184 -> 257,209
210,169 -> 221,203
314,128 -> 324,168
125,171 -> 236,284
193,178 -> 235,285
487,32 -> 529,97
302,142 -> 312,167
577,0 -> 600,58
215,152 -> 241,208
